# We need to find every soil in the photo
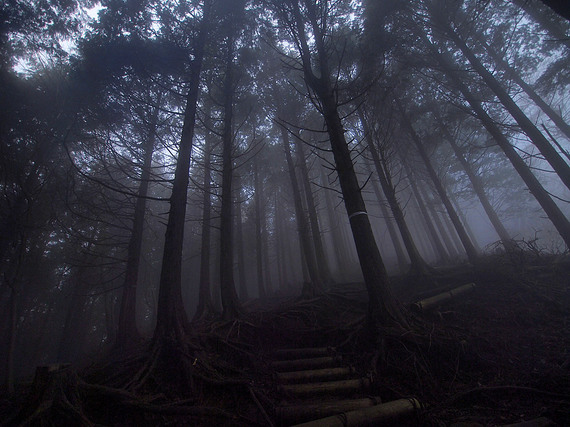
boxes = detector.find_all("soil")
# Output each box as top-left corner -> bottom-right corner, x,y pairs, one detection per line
1,251 -> 569,426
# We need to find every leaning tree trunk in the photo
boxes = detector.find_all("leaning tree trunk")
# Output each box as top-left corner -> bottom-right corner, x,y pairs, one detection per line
322,91 -> 403,325
423,189 -> 461,259
219,40 -> 241,320
365,160 -> 409,272
480,38 -> 570,140
287,0 -> 404,326
406,170 -> 450,264
359,113 -> 429,275
446,186 -> 481,252
398,103 -> 479,264
319,165 -> 352,280
429,37 -> 570,248
437,17 -> 570,191
280,126 -> 322,296
436,114 -> 514,251
295,138 -> 333,286
153,1 -> 211,344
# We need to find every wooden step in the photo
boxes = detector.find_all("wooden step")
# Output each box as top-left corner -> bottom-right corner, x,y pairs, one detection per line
271,356 -> 342,372
291,398 -> 422,427
274,347 -> 335,360
276,396 -> 382,424
282,378 -> 371,397
276,367 -> 355,384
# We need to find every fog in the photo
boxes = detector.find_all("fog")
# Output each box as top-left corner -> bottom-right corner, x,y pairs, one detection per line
1,0 -> 569,424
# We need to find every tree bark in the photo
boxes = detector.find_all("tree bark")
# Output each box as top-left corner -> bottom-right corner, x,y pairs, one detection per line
219,38 -> 241,320
316,82 -> 401,325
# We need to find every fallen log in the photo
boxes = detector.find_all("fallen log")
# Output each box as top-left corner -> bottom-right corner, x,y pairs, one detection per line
271,356 -> 341,372
276,367 -> 355,384
276,396 -> 382,424
292,397 -> 422,427
274,347 -> 334,360
411,283 -> 476,312
282,378 -> 371,398
500,417 -> 555,427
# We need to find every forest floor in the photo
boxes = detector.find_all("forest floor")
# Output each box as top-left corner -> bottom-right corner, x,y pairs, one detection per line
2,250 -> 570,426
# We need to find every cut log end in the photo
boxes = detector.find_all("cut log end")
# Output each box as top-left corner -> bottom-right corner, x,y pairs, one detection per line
411,282 -> 476,312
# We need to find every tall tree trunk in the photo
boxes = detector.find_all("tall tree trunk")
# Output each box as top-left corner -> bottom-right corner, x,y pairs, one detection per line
407,171 -> 450,264
436,16 -> 570,191
438,118 -> 514,250
154,1 -> 211,344
423,190 -> 461,259
194,131 -> 214,320
281,126 -> 322,296
365,160 -> 409,272
398,103 -> 479,263
435,196 -> 465,256
429,38 -> 570,248
288,0 -> 404,326
262,203 -> 273,295
253,161 -> 267,299
322,93 -> 402,325
219,39 -> 241,320
360,112 -> 429,275
319,166 -> 350,280
295,139 -> 333,286
446,187 -> 481,251
116,101 -> 159,349
235,173 -> 249,301
2,283 -> 17,393
2,234 -> 31,393
274,192 -> 288,291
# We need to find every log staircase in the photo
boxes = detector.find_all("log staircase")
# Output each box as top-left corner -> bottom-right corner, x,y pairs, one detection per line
269,345 -> 422,426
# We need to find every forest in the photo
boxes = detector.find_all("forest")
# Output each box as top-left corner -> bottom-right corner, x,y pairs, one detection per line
1,0 -> 569,425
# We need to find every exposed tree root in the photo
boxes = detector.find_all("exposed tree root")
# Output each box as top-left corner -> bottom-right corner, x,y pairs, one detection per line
4,255 -> 569,425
